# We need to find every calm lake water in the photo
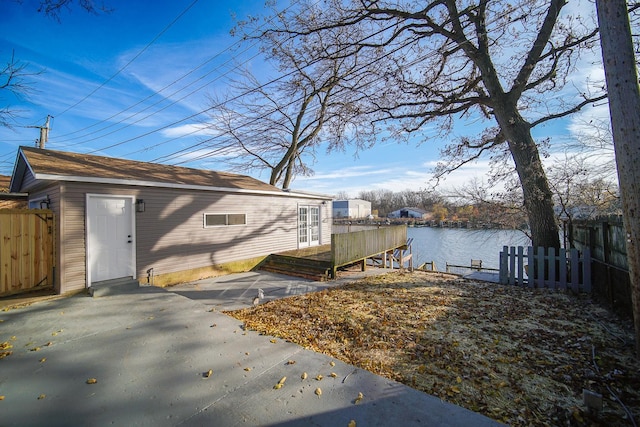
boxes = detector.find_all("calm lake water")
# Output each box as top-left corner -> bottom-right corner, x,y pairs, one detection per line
407,227 -> 531,270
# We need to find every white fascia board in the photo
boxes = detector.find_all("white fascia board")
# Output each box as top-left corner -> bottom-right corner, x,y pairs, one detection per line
283,188 -> 333,200
33,173 -> 325,199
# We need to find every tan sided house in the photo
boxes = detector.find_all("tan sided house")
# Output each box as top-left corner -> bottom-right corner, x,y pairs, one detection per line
9,147 -> 332,294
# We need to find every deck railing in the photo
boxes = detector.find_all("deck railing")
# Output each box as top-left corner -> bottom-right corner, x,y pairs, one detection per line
331,225 -> 407,269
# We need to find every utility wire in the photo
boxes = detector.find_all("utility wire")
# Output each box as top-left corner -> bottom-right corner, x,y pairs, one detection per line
58,0 -> 541,166
51,0 -> 306,147
54,0 -> 201,119
161,0 -> 548,167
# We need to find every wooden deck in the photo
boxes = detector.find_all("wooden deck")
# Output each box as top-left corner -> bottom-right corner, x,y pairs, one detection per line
276,245 -> 332,262
263,226 -> 411,281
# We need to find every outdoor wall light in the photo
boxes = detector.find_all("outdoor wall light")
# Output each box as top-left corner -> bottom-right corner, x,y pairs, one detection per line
40,196 -> 51,209
136,199 -> 145,213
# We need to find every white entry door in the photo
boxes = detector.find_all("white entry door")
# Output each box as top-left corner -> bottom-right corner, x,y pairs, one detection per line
87,195 -> 135,284
298,206 -> 320,248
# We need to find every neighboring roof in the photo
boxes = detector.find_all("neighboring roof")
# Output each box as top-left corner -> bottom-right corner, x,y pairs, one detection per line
11,147 -> 328,198
391,207 -> 428,214
333,199 -> 370,204
0,175 -> 10,193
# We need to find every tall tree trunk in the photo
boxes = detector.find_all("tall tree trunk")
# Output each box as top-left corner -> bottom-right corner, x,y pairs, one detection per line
597,0 -> 640,358
494,106 -> 561,249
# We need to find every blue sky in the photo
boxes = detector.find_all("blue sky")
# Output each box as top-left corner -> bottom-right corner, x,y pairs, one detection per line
0,0 -> 612,197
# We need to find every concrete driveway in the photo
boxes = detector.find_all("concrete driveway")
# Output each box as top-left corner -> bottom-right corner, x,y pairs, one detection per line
0,271 -> 502,426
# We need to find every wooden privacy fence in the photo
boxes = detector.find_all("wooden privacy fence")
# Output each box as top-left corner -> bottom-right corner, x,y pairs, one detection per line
0,209 -> 55,296
499,246 -> 591,292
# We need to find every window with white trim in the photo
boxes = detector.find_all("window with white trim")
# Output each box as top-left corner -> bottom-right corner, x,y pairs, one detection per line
204,213 -> 246,227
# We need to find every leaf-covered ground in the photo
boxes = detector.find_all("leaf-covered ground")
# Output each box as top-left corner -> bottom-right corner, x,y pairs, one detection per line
226,271 -> 640,426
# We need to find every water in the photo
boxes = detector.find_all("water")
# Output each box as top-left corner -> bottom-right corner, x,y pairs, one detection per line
407,227 -> 531,270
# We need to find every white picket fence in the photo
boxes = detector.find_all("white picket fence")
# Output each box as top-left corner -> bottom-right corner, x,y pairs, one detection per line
499,246 -> 591,292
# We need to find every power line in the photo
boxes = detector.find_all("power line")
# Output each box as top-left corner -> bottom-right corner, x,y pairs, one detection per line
54,0 -> 201,119
151,1 -> 538,168
50,0 -> 307,149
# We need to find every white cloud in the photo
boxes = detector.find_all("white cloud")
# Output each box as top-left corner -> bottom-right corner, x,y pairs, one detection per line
161,123 -> 217,138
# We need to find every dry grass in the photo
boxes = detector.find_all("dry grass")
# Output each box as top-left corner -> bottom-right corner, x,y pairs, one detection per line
226,271 -> 640,426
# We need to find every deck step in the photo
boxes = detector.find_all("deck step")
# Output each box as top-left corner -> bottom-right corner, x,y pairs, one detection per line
259,254 -> 331,281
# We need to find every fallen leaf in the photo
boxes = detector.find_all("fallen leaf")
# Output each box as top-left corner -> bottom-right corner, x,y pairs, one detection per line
273,383 -> 283,390
204,369 -> 213,378
330,372 -> 338,378
39,358 -> 46,363
86,378 -> 97,384
354,392 -> 364,404
225,271 -> 640,427
315,387 -> 322,398
244,367 -> 252,371
30,347 -> 41,352
286,360 -> 296,365
330,361 -> 336,367
37,394 -> 46,400
278,376 -> 287,385
315,374 -> 323,381
348,421 -> 356,427
301,372 -> 308,380
0,395 -> 4,400
270,339 -> 277,343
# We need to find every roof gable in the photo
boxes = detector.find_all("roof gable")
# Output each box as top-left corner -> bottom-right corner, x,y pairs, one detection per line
13,147 -> 283,195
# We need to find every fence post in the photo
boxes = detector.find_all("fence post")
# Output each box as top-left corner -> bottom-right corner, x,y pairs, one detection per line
559,248 -> 567,289
527,246 -> 534,287
499,246 -> 508,285
571,249 -> 580,293
548,247 -> 556,290
509,246 -> 516,285
583,248 -> 592,293
517,246 -> 525,286
536,246 -> 545,288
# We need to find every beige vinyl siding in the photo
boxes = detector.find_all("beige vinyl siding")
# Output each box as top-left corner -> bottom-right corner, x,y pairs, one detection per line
54,182 -> 330,292
135,187 -> 300,278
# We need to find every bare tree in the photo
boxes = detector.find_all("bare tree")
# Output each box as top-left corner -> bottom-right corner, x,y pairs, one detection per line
206,24 -> 371,189
547,153 -> 619,223
15,0 -> 113,20
2,1 -> 111,127
0,52 -> 42,128
334,190 -> 351,199
256,0 -> 610,249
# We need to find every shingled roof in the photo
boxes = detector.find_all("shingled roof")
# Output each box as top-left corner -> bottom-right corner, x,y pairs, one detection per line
12,147 -> 284,194
0,175 -> 10,193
